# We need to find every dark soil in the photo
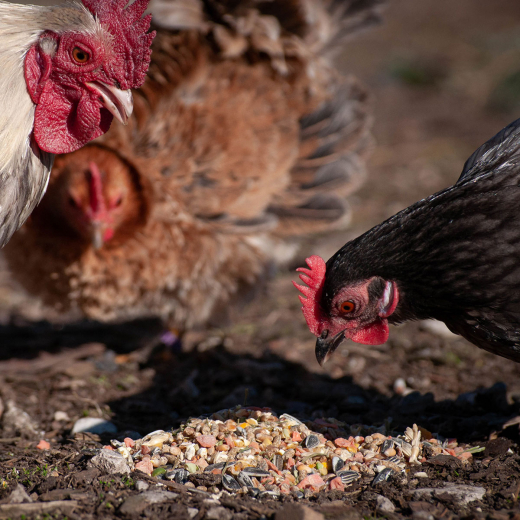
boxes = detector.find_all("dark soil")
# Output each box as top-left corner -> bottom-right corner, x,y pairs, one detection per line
2,318 -> 520,519
3,0 -> 520,518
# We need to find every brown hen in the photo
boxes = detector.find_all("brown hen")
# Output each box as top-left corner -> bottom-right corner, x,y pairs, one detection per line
5,0 -> 383,329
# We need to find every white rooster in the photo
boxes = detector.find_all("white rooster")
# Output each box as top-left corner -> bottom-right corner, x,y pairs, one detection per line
0,0 -> 155,246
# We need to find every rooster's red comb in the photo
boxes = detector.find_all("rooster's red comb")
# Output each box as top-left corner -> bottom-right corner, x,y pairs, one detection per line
292,255 -> 327,337
82,0 -> 156,89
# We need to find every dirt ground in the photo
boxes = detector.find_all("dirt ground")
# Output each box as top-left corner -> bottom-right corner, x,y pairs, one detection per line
3,0 -> 520,518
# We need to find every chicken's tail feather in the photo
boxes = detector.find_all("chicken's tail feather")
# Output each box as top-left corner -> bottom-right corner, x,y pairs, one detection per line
147,0 -> 386,69
268,76 -> 373,236
317,0 -> 386,56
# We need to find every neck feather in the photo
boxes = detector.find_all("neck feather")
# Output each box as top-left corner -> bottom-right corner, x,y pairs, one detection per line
0,1 -> 98,246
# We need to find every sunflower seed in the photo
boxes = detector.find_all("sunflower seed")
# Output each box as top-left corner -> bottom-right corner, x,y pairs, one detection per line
222,474 -> 241,492
242,467 -> 270,477
237,472 -> 255,488
248,487 -> 261,498
304,434 -> 319,449
273,455 -> 283,471
372,468 -> 394,485
280,414 -> 303,425
166,468 -> 190,484
332,456 -> 345,474
381,439 -> 394,453
336,470 -> 361,484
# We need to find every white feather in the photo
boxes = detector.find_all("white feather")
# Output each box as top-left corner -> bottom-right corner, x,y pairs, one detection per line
0,1 -> 100,246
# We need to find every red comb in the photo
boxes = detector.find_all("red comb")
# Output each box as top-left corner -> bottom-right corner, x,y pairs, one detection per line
88,162 -> 106,216
292,255 -> 327,337
82,0 -> 156,89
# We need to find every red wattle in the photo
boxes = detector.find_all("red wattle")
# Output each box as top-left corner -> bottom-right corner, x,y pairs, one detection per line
33,82 -> 113,154
350,319 -> 389,345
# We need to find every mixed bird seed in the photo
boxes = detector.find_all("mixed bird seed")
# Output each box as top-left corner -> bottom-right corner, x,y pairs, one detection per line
105,406 -> 480,498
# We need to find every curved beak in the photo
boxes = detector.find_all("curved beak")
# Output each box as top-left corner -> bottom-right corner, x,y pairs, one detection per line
315,329 -> 346,367
87,81 -> 133,125
91,224 -> 104,250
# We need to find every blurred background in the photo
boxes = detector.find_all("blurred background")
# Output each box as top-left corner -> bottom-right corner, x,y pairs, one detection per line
2,0 -> 520,437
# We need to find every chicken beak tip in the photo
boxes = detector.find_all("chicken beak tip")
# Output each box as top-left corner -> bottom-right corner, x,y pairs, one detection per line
315,330 -> 346,367
91,227 -> 104,250
88,82 -> 133,126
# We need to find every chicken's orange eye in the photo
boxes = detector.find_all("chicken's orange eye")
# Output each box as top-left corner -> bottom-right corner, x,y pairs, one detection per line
339,301 -> 355,314
72,47 -> 90,64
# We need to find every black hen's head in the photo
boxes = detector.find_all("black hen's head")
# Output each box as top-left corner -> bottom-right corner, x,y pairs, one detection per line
293,254 -> 399,365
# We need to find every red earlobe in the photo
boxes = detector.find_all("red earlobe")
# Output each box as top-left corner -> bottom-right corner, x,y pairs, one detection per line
351,319 -> 389,345
25,44 -> 53,105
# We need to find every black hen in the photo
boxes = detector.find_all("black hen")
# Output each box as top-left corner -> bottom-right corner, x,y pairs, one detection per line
294,118 -> 520,364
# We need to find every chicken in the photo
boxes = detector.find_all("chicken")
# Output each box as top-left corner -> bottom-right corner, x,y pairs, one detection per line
4,0 -> 383,330
294,117 -> 520,365
0,0 -> 154,247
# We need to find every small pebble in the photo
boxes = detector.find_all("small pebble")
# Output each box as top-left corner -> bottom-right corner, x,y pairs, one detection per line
196,435 -> 217,448
72,417 -> 118,435
135,481 -> 149,491
36,440 -> 50,450
329,477 -> 344,491
53,411 -> 70,422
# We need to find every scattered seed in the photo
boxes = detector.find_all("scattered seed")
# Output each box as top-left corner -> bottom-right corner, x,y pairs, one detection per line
304,434 -> 320,449
332,456 -> 345,474
336,470 -> 361,484
372,467 -> 395,485
152,467 -> 166,478
280,414 -> 303,425
222,474 -> 241,492
242,467 -> 271,478
237,472 -> 255,488
104,411 -> 469,500
381,439 -> 393,453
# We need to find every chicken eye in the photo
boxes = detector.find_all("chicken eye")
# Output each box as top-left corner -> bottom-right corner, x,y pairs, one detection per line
68,196 -> 78,208
339,300 -> 356,314
72,47 -> 90,64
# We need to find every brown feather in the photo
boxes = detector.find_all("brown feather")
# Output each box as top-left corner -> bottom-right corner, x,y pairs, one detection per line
4,0 -> 378,329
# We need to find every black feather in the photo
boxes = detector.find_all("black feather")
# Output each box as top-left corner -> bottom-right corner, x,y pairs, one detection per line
323,117 -> 520,361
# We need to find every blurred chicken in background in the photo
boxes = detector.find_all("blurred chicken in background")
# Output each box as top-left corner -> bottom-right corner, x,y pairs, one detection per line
4,0 -> 384,331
